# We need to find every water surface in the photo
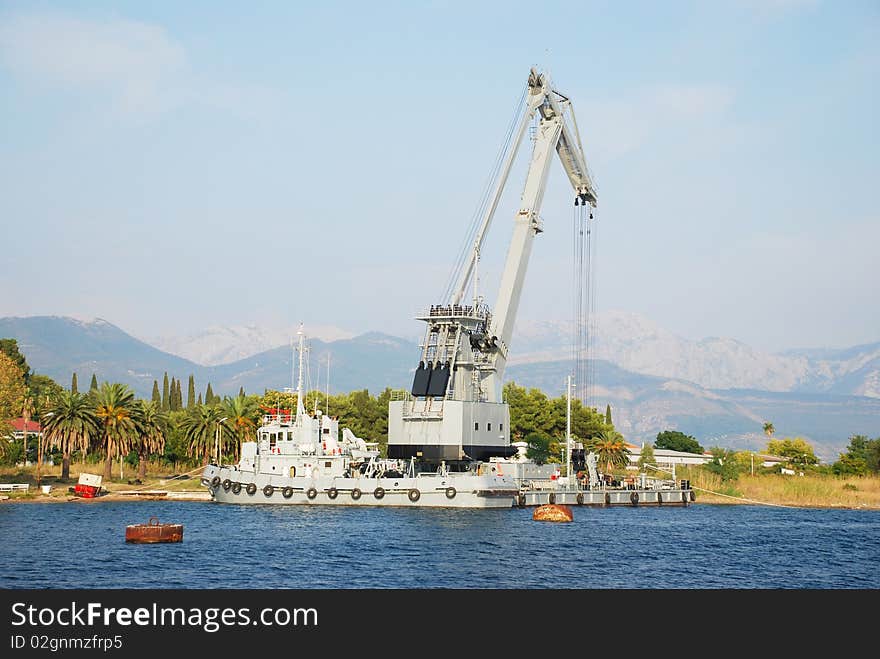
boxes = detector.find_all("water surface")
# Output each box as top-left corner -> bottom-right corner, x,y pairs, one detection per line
1,502 -> 877,588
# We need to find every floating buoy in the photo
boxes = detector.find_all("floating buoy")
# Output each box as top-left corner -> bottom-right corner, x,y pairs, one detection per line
125,517 -> 184,543
532,504 -> 573,523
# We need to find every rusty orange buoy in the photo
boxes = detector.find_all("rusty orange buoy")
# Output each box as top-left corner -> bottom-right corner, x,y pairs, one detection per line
532,504 -> 573,522
125,516 -> 184,543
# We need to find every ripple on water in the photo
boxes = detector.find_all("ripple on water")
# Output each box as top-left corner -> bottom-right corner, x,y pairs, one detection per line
1,502 -> 878,588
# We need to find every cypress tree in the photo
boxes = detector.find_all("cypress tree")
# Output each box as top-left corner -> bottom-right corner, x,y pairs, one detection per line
605,404 -> 612,426
238,386 -> 245,398
151,380 -> 161,404
187,375 -> 196,410
89,374 -> 98,391
162,373 -> 170,411
71,372 -> 78,394
197,393 -> 203,406
205,383 -> 215,405
172,378 -> 182,411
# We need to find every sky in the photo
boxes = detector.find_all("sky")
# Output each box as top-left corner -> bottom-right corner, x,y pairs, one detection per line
0,0 -> 877,354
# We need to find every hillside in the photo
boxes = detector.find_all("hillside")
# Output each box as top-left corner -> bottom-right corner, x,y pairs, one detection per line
3,315 -> 879,462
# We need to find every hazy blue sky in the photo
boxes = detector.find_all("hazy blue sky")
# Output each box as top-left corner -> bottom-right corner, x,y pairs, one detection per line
1,1 -> 877,353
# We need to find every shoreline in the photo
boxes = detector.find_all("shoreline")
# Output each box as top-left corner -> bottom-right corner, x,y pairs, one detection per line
2,492 -> 878,510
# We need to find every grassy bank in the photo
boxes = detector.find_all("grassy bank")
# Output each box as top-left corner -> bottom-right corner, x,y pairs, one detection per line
677,467 -> 880,509
0,460 -> 207,501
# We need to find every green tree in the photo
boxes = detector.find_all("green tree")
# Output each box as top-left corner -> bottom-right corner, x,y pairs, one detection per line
637,443 -> 655,470
766,437 -> 819,467
219,395 -> 260,463
41,391 -> 98,480
832,434 -> 880,475
585,429 -> 631,474
28,374 -> 63,418
832,452 -> 868,476
132,400 -> 168,480
71,373 -> 78,394
238,386 -> 246,398
704,447 -> 744,481
169,378 -> 182,411
181,404 -> 223,465
187,375 -> 196,410
89,374 -> 98,392
162,372 -> 170,411
525,432 -> 553,465
655,430 -> 704,454
151,380 -> 161,404
605,403 -> 612,426
0,352 -> 27,434
93,382 -> 137,480
161,409 -> 191,470
763,422 -> 775,442
205,383 -> 215,406
0,339 -> 30,383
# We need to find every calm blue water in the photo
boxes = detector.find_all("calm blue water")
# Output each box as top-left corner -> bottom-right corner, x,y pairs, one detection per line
1,502 -> 877,589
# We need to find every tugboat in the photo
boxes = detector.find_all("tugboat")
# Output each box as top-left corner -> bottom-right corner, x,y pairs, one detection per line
201,328 -> 519,508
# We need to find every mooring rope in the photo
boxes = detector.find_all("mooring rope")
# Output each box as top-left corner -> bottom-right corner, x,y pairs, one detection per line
95,463 -> 209,496
691,485 -> 799,508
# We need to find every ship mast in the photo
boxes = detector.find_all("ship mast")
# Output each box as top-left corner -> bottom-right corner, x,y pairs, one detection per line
295,323 -> 306,421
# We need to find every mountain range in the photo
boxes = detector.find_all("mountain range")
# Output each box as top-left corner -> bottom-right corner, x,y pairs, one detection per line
2,314 -> 879,463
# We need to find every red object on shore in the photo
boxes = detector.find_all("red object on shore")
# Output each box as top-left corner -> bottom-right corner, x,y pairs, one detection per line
73,484 -> 100,498
125,517 -> 184,544
73,473 -> 103,498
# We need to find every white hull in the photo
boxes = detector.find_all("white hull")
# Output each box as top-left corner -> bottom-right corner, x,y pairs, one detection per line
201,464 -> 519,509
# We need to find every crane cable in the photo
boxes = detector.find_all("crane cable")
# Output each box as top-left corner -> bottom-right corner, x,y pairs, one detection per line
572,201 -> 597,408
441,84 -> 528,303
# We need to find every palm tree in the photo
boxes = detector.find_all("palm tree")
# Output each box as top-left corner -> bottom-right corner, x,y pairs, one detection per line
585,429 -> 631,475
132,400 -> 168,480
763,422 -> 775,442
41,391 -> 99,481
93,382 -> 137,481
219,395 -> 259,463
181,404 -> 223,465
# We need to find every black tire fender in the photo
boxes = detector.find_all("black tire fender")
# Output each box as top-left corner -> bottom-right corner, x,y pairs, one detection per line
222,479 -> 232,491
327,487 -> 339,500
630,491 -> 639,505
282,486 -> 294,499
210,476 -> 221,488
351,488 -> 362,500
263,484 -> 274,497
407,488 -> 420,502
246,482 -> 257,496
444,487 -> 456,500
232,482 -> 242,494
576,493 -> 584,506
306,487 -> 318,500
373,487 -> 385,500
548,493 -> 556,505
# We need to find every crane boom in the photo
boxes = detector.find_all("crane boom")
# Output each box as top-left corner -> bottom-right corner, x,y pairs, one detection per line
387,68 -> 597,466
